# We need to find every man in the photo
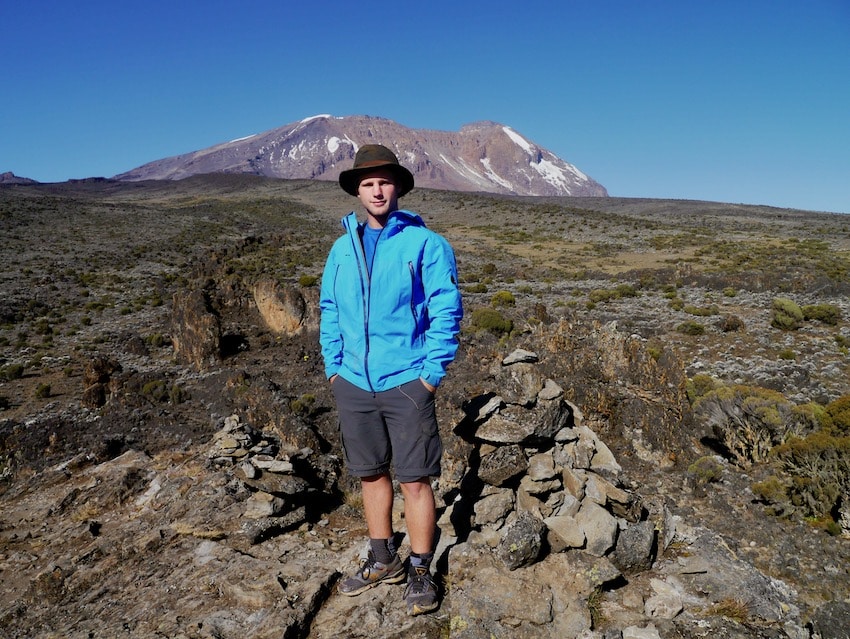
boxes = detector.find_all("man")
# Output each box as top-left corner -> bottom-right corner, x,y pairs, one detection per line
319,144 -> 463,615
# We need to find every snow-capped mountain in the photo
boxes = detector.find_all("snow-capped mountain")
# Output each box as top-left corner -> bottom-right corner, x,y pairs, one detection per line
114,115 -> 607,197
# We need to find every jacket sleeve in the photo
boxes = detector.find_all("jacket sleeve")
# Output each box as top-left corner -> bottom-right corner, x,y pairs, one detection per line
319,244 -> 343,380
419,234 -> 463,387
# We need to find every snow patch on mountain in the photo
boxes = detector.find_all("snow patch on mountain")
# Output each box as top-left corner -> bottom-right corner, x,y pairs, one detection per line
503,126 -> 533,153
481,158 -> 516,192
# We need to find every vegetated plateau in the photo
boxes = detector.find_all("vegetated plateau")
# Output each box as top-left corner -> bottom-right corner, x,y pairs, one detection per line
1,175 -> 849,637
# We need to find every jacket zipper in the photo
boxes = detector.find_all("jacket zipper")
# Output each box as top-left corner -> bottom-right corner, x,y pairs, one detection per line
408,261 -> 419,324
345,215 -> 375,392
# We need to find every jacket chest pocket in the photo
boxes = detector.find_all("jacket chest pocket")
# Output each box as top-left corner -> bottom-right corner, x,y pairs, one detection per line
408,261 -> 427,331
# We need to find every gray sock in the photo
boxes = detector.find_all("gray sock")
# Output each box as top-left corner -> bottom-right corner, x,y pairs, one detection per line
369,537 -> 395,564
409,551 -> 434,572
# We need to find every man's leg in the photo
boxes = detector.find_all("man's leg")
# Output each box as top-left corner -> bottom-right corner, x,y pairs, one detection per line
361,472 -> 394,539
399,478 -> 435,554
400,477 -> 440,615
338,471 -> 405,596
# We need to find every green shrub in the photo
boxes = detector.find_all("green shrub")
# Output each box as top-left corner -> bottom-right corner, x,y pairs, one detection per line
771,297 -> 803,330
464,283 -> 488,294
34,383 -> 51,399
676,321 -> 705,336
773,430 -> 850,519
684,304 -> 719,317
145,333 -> 167,348
34,319 -> 53,335
587,284 -> 638,305
778,348 -> 796,361
291,393 -> 317,417
614,283 -> 638,298
688,456 -> 724,484
588,289 -> 615,304
825,395 -> 850,436
142,380 -> 169,403
469,308 -> 513,335
491,290 -> 516,308
298,274 -> 318,288
1,364 -> 24,381
722,287 -> 737,297
791,402 -> 830,435
717,315 -> 745,332
686,374 -> 719,404
668,297 -> 684,311
752,475 -> 788,506
169,384 -> 187,405
802,303 -> 841,325
693,384 -> 805,466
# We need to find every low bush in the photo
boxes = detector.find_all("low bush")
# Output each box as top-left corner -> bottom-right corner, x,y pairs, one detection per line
771,297 -> 803,330
142,380 -> 170,403
588,283 -> 638,305
778,348 -> 796,361
693,384 -> 816,466
1,364 -> 24,381
676,320 -> 705,336
290,393 -> 317,417
686,373 -> 719,404
684,304 -> 719,317
688,456 -> 724,484
491,290 -> 516,308
469,307 -> 513,336
802,303 -> 842,325
752,475 -> 789,514
668,297 -> 684,311
298,274 -> 318,288
716,315 -> 745,332
825,395 -> 850,436
773,430 -> 850,519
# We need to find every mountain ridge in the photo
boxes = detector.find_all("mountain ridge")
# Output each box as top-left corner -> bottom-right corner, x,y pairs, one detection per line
113,114 -> 608,197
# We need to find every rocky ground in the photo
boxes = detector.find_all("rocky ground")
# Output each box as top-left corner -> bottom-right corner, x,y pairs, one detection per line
1,176 -> 849,638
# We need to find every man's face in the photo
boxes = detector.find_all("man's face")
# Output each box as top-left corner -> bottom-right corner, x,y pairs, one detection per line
357,168 -> 399,222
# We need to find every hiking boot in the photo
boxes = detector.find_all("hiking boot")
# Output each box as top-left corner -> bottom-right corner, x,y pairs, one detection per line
404,565 -> 439,615
338,551 -> 405,596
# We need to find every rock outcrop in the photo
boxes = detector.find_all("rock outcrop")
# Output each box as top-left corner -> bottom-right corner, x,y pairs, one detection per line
253,279 -> 320,336
171,289 -> 222,370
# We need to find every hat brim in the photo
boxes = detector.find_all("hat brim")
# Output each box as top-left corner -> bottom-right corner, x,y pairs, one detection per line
339,163 -> 414,197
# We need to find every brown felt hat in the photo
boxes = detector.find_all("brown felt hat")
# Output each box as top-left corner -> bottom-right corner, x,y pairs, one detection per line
339,144 -> 415,197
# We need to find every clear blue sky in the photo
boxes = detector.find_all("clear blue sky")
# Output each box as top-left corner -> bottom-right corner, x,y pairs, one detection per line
3,0 -> 849,213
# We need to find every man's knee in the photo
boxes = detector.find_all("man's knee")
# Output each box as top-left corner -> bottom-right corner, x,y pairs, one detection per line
400,477 -> 432,498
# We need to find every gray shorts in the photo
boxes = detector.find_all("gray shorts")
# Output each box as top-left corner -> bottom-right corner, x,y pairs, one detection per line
332,376 -> 442,483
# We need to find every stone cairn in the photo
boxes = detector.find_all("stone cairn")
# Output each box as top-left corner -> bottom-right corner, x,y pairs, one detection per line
441,348 -> 658,574
200,347 -> 658,575
205,414 -> 336,545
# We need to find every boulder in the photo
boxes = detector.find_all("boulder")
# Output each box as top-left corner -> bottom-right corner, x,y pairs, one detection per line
500,511 -> 545,570
253,278 -> 318,335
171,289 -> 221,369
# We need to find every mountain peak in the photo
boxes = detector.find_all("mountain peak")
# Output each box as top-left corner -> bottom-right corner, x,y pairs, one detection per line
114,115 -> 607,197
0,171 -> 39,185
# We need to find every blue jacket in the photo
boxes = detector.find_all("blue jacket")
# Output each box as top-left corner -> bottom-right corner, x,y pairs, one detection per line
319,210 -> 463,392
